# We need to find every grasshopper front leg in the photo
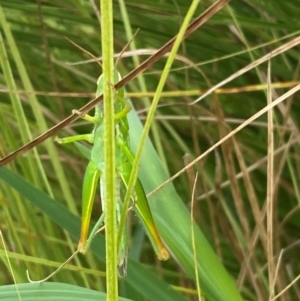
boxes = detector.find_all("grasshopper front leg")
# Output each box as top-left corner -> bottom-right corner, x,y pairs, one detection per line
55,133 -> 94,145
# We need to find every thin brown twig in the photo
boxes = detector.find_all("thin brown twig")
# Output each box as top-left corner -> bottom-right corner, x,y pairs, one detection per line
0,0 -> 230,166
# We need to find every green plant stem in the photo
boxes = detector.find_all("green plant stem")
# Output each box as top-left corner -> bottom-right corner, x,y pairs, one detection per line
100,0 -> 118,300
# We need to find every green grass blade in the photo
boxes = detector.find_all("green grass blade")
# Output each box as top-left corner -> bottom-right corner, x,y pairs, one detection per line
0,282 -> 131,301
127,107 -> 244,301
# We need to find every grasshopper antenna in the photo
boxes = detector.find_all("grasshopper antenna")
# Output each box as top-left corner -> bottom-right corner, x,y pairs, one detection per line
26,250 -> 79,284
65,37 -> 103,69
115,28 -> 139,67
65,30 -> 139,68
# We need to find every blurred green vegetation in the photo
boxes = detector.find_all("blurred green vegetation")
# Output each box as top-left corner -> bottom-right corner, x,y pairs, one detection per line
1,1 -> 300,301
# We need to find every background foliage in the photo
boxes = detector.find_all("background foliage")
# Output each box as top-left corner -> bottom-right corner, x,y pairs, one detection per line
1,1 -> 300,301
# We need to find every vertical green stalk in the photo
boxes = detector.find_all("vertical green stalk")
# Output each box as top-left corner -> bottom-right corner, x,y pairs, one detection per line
121,0 -> 201,239
100,0 -> 118,300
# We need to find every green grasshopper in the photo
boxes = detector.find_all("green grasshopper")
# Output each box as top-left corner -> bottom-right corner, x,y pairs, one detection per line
55,70 -> 169,277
